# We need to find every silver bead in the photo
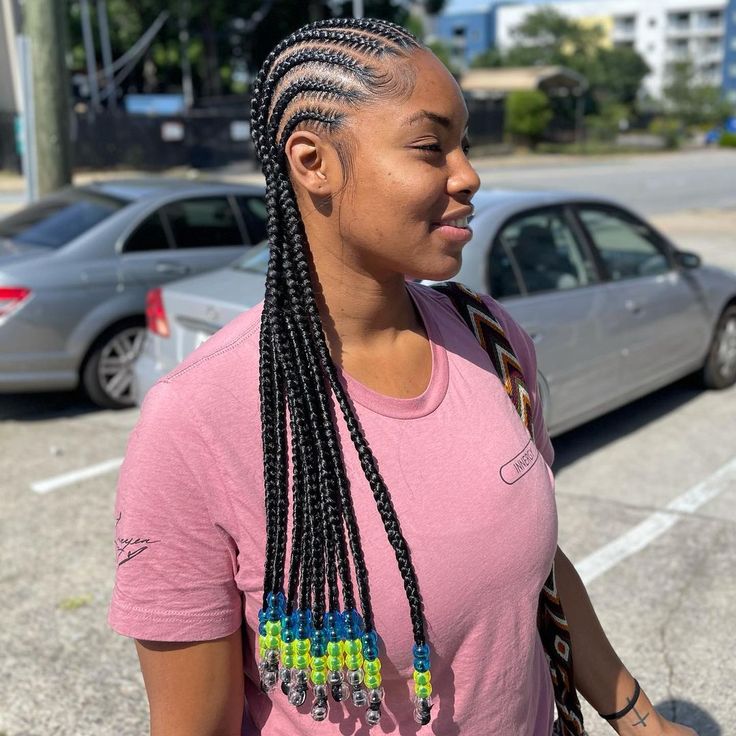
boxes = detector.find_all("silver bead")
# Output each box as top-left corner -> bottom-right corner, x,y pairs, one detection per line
266,649 -> 280,666
368,687 -> 384,705
279,667 -> 292,685
311,702 -> 328,721
261,669 -> 277,692
288,687 -> 306,707
352,687 -> 367,707
293,668 -> 309,685
348,668 -> 364,686
312,683 -> 328,700
328,670 -> 343,685
366,707 -> 382,726
414,708 -> 431,725
414,696 -> 432,710
331,681 -> 350,701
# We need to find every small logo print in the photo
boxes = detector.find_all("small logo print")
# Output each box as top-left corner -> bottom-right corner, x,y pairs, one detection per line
499,439 -> 539,485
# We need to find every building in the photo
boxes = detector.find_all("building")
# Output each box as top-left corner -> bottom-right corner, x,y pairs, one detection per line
724,0 -> 736,103
433,0 -> 566,68
496,0 -> 734,100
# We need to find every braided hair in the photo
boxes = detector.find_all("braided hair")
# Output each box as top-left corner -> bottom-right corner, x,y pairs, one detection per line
250,18 -> 433,727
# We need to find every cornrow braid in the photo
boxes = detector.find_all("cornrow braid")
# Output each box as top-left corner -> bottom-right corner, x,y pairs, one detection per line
252,18 -> 434,727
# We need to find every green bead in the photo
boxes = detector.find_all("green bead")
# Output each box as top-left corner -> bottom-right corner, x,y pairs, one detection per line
416,683 -> 432,698
344,639 -> 362,655
345,654 -> 363,670
327,656 -> 342,671
264,635 -> 279,649
364,659 -> 381,674
265,621 -> 281,636
364,672 -> 381,689
295,654 -> 310,670
282,653 -> 295,668
413,670 -> 431,685
327,642 -> 342,657
311,656 -> 327,670
310,669 -> 327,685
294,639 -> 311,655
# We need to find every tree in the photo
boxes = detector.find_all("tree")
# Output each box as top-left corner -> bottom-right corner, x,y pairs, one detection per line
67,0 -> 429,103
480,8 -> 649,113
505,89 -> 552,148
663,59 -> 733,127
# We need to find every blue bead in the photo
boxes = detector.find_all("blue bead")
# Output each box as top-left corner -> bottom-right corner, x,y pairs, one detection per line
258,621 -> 267,636
414,657 -> 430,672
342,609 -> 363,638
361,630 -> 378,648
412,644 -> 430,659
363,643 -> 378,660
258,609 -> 267,625
326,610 -> 344,641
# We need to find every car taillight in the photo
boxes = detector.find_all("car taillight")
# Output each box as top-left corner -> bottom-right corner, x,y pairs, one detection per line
145,287 -> 170,337
0,286 -> 31,322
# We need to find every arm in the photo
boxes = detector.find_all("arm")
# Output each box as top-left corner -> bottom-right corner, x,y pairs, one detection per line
555,547 -> 697,736
135,629 -> 245,736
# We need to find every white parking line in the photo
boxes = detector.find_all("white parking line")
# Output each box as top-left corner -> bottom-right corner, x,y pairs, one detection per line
576,455 -> 736,585
30,457 -> 123,494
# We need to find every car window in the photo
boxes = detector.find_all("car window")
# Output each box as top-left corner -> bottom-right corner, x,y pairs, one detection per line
577,206 -> 670,280
237,196 -> 268,244
0,190 -> 125,249
496,208 -> 596,295
162,197 -> 244,249
123,212 -> 171,253
488,241 -> 522,298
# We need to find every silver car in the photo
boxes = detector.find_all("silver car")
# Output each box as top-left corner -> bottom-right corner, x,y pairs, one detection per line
133,190 -> 736,436
0,179 -> 266,408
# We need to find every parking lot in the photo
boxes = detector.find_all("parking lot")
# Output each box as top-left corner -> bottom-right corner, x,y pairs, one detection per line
1,152 -> 735,735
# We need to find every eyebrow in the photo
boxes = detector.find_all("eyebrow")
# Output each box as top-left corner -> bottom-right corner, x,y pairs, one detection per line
404,109 -> 470,132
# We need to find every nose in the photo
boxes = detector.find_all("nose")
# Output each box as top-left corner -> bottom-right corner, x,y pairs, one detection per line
448,149 -> 481,201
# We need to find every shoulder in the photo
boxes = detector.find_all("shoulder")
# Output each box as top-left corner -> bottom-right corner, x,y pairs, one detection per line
412,281 -> 534,362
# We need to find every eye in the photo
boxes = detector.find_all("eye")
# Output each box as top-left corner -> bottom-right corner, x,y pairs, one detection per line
413,143 -> 443,153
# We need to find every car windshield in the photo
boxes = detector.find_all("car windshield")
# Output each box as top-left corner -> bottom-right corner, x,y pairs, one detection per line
0,189 -> 126,248
232,242 -> 269,274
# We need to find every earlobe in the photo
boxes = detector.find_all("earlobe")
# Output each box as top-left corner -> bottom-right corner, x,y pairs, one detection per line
285,131 -> 331,196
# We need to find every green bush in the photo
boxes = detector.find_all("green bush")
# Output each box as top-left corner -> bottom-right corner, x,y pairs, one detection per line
505,90 -> 553,148
649,117 -> 683,150
719,132 -> 736,148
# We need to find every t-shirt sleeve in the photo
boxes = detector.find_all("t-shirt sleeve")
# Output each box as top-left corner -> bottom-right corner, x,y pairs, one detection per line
108,381 -> 242,642
480,295 -> 555,467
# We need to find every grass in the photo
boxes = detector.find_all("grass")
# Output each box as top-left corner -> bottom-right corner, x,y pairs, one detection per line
58,594 -> 94,611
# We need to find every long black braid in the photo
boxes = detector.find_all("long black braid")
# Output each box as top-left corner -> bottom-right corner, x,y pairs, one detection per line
251,18 -> 434,726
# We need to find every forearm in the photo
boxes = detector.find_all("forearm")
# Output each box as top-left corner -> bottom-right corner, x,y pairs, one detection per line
554,547 -> 661,735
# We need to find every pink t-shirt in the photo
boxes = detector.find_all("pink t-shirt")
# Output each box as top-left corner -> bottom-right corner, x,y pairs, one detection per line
110,282 -> 557,735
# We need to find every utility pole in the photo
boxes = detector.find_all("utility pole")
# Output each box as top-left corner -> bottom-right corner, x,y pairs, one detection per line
24,0 -> 73,195
352,0 -> 364,18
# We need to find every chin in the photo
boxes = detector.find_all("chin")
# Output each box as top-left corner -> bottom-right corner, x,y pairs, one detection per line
408,255 -> 462,284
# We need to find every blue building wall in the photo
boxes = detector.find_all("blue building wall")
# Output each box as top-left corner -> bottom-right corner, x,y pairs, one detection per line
724,0 -> 736,104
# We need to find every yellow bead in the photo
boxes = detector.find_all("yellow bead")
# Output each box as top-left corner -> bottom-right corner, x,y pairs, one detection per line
413,670 -> 431,685
327,642 -> 342,657
265,620 -> 282,637
364,672 -> 382,688
264,635 -> 279,649
344,639 -> 362,655
327,656 -> 342,671
295,654 -> 310,669
364,659 -> 381,674
415,683 -> 432,698
294,639 -> 311,655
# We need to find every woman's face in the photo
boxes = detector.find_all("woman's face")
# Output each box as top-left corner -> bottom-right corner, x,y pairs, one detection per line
313,49 -> 481,284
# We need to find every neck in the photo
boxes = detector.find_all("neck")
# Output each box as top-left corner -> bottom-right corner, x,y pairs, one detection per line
307,243 -> 422,365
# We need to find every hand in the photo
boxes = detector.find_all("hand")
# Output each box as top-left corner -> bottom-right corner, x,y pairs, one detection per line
614,713 -> 699,736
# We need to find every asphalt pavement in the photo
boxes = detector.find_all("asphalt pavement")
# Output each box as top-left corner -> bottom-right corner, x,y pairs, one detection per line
1,150 -> 735,735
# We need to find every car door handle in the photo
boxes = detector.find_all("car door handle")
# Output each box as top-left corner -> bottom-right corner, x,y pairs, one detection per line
155,261 -> 190,275
625,299 -> 643,316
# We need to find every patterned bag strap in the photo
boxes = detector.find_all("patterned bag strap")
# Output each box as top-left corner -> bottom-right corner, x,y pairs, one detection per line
431,281 -> 586,736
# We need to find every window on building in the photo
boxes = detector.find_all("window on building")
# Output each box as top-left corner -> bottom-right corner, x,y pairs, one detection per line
648,17 -> 657,27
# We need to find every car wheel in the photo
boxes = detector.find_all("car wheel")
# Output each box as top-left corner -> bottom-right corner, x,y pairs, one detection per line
702,305 -> 736,390
82,320 -> 146,409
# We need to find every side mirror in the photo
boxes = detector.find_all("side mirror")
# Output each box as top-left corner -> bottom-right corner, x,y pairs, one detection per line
675,250 -> 702,270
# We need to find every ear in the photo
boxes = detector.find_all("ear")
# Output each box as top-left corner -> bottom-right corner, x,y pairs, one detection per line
284,130 -> 333,196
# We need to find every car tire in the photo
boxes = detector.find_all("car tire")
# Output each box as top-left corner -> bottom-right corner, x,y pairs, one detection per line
81,318 -> 146,409
701,305 -> 736,390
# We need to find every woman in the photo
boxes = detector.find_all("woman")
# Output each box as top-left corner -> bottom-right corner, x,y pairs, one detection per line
110,18 -> 698,736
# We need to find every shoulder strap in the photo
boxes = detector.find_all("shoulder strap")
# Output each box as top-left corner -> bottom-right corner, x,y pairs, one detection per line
431,281 -> 535,440
430,281 -> 587,736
